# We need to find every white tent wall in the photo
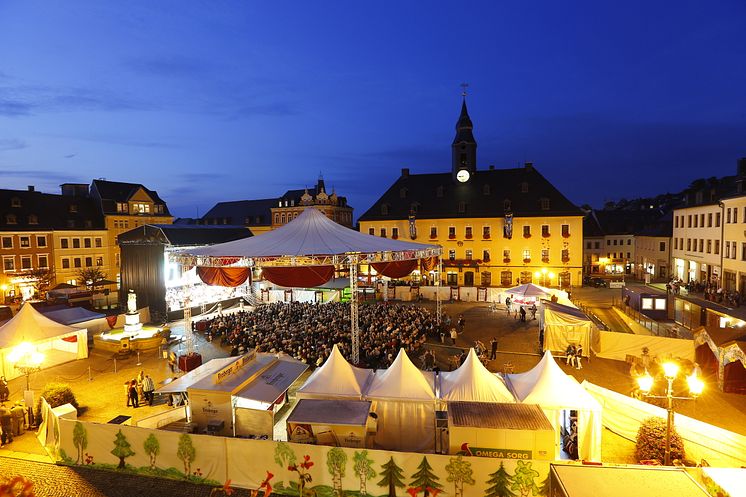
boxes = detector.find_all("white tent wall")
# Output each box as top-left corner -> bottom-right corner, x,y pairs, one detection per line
368,399 -> 436,452
0,328 -> 86,380
593,331 -> 694,362
541,308 -> 592,357
583,381 -> 746,467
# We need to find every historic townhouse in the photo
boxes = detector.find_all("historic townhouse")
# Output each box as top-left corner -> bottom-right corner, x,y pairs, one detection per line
359,99 -> 584,288
721,192 -> 746,293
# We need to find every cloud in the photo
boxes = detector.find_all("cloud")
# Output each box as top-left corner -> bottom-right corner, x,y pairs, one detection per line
0,167 -> 83,185
0,139 -> 27,151
126,55 -> 213,79
0,83 -> 151,116
39,131 -> 177,149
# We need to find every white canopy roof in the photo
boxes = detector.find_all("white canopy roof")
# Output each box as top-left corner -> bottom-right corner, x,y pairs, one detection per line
503,283 -> 553,298
175,207 -> 439,262
366,348 -> 436,401
439,349 -> 515,403
297,344 -> 372,399
0,303 -> 79,348
507,350 -> 601,410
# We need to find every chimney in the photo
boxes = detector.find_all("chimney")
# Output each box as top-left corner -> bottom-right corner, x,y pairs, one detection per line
27,185 -> 35,192
401,168 -> 410,178
524,162 -> 534,170
489,165 -> 495,170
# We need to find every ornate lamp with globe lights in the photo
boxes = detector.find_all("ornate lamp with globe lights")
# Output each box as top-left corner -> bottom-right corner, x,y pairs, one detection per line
636,361 -> 704,465
8,342 -> 44,392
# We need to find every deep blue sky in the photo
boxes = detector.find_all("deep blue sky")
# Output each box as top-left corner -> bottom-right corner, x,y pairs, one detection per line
1,1 -> 745,219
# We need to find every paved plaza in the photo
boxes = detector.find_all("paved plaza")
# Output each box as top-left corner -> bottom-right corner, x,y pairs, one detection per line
1,285 -> 745,493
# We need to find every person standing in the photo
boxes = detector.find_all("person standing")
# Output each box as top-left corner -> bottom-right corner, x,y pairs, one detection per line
0,404 -> 13,446
530,303 -> 537,320
565,344 -> 576,366
490,337 -> 498,360
574,343 -> 583,370
128,380 -> 139,408
124,380 -> 132,407
142,374 -> 155,406
0,377 -> 8,402
450,327 -> 458,345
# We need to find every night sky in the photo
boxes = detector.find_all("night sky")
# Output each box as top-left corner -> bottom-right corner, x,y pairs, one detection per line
1,1 -> 745,219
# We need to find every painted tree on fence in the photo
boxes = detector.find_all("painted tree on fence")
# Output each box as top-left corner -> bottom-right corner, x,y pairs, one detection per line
485,462 -> 516,497
445,455 -> 475,497
327,447 -> 347,497
353,450 -> 377,495
72,422 -> 87,465
378,456 -> 406,497
510,461 -> 540,497
177,433 -> 196,477
409,456 -> 443,497
110,429 -> 135,470
143,433 -> 161,470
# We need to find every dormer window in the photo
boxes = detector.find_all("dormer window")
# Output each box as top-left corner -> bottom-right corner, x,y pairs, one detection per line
483,184 -> 491,196
69,204 -> 78,213
399,187 -> 408,199
10,197 -> 21,208
278,200 -> 283,207
503,199 -> 512,211
117,202 -> 128,213
540,198 -> 550,210
6,214 -> 16,224
381,204 -> 389,216
28,214 -> 38,225
521,182 -> 529,193
410,202 -> 420,214
436,186 -> 444,198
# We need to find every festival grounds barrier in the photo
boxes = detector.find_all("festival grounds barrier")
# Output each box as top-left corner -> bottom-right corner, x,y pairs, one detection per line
39,400 -> 553,495
582,382 -> 746,467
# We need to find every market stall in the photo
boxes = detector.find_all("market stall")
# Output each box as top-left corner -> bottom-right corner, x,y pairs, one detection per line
0,303 -> 88,380
365,348 -> 437,452
540,300 -> 592,358
296,344 -> 372,400
439,348 -> 515,403
286,399 -> 374,448
507,351 -> 602,461
447,401 -> 554,460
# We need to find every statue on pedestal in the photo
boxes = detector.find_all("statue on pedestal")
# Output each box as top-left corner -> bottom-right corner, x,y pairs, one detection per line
127,290 -> 137,314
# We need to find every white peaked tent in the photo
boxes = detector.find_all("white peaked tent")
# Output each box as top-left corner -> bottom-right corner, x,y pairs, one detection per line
0,303 -> 88,380
507,350 -> 602,461
503,283 -> 552,298
439,348 -> 515,403
296,344 -> 373,400
365,349 -> 437,452
540,300 -> 592,357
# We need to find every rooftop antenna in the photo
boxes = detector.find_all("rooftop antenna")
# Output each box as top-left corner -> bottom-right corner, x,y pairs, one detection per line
460,82 -> 469,98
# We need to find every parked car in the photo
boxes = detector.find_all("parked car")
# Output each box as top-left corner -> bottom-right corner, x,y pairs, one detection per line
587,277 -> 608,288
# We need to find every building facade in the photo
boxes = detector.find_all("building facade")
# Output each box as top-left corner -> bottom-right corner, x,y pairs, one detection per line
359,100 -> 584,288
671,203 -> 724,284
721,193 -> 746,292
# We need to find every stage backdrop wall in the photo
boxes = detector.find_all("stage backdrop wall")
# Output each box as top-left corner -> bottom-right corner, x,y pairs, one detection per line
50,415 -> 553,495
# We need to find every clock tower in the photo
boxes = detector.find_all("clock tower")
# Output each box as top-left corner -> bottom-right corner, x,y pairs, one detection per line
452,97 -> 477,183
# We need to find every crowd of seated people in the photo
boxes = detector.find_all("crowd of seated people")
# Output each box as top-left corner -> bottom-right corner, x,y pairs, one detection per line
198,301 -> 437,369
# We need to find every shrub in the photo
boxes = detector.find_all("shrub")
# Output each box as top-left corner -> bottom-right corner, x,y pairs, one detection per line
36,382 -> 79,418
635,416 -> 685,464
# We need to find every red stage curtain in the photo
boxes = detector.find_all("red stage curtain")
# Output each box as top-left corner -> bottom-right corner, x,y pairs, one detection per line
372,260 -> 418,278
62,335 -> 78,343
420,256 -> 439,272
197,267 -> 251,287
261,266 -> 335,288
106,315 -> 118,329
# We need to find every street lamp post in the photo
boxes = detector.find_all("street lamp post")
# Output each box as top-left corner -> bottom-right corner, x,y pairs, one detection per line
637,362 -> 704,465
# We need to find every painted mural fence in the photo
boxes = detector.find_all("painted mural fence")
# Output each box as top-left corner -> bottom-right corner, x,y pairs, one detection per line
50,414 -> 552,496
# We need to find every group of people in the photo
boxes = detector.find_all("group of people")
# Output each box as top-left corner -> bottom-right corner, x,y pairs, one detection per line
565,343 -> 584,370
504,296 -> 538,322
124,370 -> 156,408
198,301 -> 437,369
0,401 -> 31,447
669,279 -> 741,307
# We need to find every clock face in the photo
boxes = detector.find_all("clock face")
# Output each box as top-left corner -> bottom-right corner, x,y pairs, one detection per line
457,169 -> 470,182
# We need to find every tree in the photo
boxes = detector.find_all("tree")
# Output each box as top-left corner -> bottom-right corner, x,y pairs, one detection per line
445,455 -> 475,497
353,450 -> 377,495
327,447 -> 347,496
76,267 -> 107,291
29,268 -> 54,299
485,463 -> 516,497
378,457 -> 406,497
72,421 -> 87,465
110,429 -> 135,470
176,433 -> 196,476
143,433 -> 160,470
510,461 -> 540,497
635,416 -> 685,464
409,457 -> 443,497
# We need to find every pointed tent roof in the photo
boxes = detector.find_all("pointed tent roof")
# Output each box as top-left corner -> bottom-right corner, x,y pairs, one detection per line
297,344 -> 372,399
506,351 -> 601,410
0,303 -> 79,348
503,283 -> 552,298
174,207 -> 439,262
366,349 -> 436,401
440,349 -> 515,402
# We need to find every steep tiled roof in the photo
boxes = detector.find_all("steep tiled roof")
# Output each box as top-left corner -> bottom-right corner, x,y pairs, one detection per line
202,199 -> 276,226
91,179 -> 171,216
0,188 -> 104,231
359,165 -> 583,221
118,224 -> 251,247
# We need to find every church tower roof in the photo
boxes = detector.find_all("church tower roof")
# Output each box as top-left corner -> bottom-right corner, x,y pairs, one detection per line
452,98 -> 475,145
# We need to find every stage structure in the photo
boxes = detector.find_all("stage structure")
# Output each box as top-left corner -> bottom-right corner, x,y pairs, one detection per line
171,208 -> 441,363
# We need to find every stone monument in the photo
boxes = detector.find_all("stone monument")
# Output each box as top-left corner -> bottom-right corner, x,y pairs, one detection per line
124,289 -> 143,334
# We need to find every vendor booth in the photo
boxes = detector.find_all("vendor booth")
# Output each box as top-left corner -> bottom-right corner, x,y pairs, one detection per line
0,303 -> 88,380
439,348 -> 514,403
507,351 -> 602,461
296,344 -> 372,400
365,348 -> 437,453
286,399 -> 374,448
540,300 -> 592,358
155,351 -> 307,437
447,401 -> 554,460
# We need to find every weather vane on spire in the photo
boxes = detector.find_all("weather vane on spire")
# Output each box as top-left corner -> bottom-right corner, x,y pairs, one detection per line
460,82 -> 469,97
